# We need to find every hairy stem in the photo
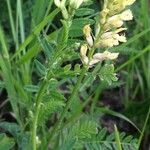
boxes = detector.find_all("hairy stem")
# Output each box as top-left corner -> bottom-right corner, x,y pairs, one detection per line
32,80 -> 49,150
32,18 -> 72,149
47,66 -> 87,144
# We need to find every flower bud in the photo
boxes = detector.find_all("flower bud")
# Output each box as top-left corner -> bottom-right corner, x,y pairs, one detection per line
80,45 -> 88,57
100,8 -> 109,24
70,0 -> 84,9
80,45 -> 89,65
83,25 -> 93,47
82,56 -> 89,65
54,0 -> 61,7
54,0 -> 68,19
54,0 -> 66,8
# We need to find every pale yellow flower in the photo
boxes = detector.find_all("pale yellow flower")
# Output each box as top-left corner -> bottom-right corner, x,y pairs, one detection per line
120,9 -> 133,21
104,15 -> 123,30
54,0 -> 66,8
107,0 -> 136,15
82,56 -> 89,65
54,0 -> 61,7
80,45 -> 89,65
70,0 -> 84,9
80,44 -> 88,57
83,25 -> 93,47
115,28 -> 127,33
113,34 -> 127,43
89,59 -> 100,66
83,25 -> 91,37
104,9 -> 133,30
93,51 -> 119,60
100,0 -> 108,23
100,8 -> 110,24
124,0 -> 136,6
96,28 -> 127,48
89,51 -> 119,66
80,0 -> 136,67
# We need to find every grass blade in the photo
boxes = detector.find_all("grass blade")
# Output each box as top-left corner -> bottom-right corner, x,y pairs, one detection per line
114,125 -> 122,150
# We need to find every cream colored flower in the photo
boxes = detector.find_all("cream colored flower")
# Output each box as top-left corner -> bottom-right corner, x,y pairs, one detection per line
107,2 -> 125,15
120,9 -> 133,21
114,28 -> 127,33
83,25 -> 93,47
54,0 -> 68,19
124,0 -> 136,6
98,38 -> 118,48
93,51 -> 119,60
83,25 -> 91,37
70,0 -> 84,9
82,56 -> 89,65
101,28 -> 126,39
54,0 -> 61,7
104,15 -> 123,30
100,8 -> 110,24
96,28 -> 127,48
104,9 -> 133,30
89,51 -> 119,66
80,45 -> 89,65
113,34 -> 127,43
54,0 -> 66,8
80,44 -> 88,57
80,0 -> 135,67
89,59 -> 100,66
107,0 -> 136,15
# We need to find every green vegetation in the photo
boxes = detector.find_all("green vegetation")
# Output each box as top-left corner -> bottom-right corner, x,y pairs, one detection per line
0,0 -> 150,149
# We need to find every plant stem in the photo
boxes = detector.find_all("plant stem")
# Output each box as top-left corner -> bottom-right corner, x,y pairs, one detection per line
45,46 -> 96,148
32,80 -> 49,150
90,84 -> 102,113
32,16 -> 71,149
47,66 -> 88,144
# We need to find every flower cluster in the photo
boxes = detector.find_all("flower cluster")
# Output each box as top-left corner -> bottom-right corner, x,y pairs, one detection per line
80,0 -> 136,67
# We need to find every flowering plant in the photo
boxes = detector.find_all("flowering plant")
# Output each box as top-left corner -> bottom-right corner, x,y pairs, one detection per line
0,0 -> 141,150
81,0 -> 135,68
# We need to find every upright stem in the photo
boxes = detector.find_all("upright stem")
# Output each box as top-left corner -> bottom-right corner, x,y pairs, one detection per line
46,45 -> 96,147
90,84 -> 102,113
32,18 -> 72,149
47,66 -> 87,143
32,80 -> 49,150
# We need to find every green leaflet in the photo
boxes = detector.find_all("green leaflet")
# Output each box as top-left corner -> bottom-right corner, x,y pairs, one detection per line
0,134 -> 15,150
98,64 -> 118,85
75,8 -> 95,17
